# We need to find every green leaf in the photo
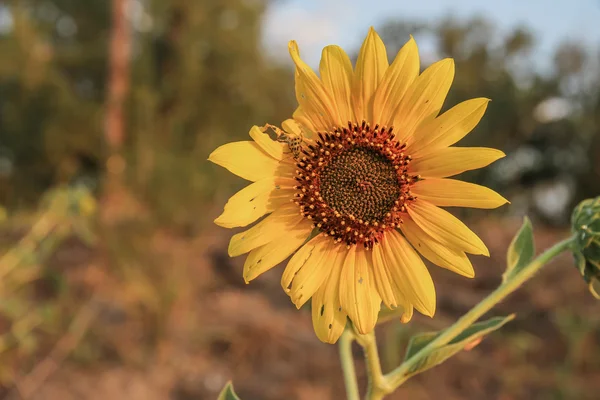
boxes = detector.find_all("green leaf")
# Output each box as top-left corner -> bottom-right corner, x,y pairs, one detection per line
503,217 -> 535,283
403,315 -> 515,378
574,250 -> 587,277
217,382 -> 241,400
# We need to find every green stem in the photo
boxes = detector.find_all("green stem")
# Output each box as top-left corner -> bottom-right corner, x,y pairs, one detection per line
385,235 -> 576,388
339,327 -> 360,400
355,330 -> 391,400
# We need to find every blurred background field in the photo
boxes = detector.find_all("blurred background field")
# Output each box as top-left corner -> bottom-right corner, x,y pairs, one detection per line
1,0 -> 600,399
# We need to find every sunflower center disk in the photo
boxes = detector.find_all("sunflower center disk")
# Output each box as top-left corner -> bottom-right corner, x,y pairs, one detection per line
320,148 -> 400,222
293,122 -> 417,249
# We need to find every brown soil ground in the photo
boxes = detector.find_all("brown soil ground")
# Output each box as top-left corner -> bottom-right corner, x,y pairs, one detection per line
3,215 -> 600,400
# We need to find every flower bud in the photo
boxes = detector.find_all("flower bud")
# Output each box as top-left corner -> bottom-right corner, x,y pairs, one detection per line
571,197 -> 600,299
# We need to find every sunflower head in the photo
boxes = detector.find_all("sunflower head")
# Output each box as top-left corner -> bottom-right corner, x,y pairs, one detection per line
571,197 -> 600,299
209,27 -> 508,343
294,122 -> 415,249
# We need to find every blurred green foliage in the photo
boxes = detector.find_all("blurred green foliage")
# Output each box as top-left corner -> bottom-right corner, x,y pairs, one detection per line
0,187 -> 96,385
0,2 -> 598,227
571,196 -> 600,298
0,0 -> 295,227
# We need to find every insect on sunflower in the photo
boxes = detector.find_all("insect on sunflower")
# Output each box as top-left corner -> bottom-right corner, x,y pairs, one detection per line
209,27 -> 508,344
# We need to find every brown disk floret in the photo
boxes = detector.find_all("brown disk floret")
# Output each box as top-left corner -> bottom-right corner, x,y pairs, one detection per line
293,121 -> 418,249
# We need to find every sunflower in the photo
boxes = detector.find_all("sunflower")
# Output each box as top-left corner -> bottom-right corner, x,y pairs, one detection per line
209,27 -> 508,344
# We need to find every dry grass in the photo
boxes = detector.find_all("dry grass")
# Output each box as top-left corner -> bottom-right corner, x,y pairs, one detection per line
1,192 -> 600,400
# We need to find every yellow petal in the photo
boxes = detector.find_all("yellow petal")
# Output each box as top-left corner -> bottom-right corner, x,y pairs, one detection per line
249,125 -> 286,160
361,248 -> 384,333
339,246 -> 381,334
243,219 -> 312,283
209,141 -> 282,182
291,107 -> 316,136
407,200 -> 489,256
282,233 -> 326,291
319,45 -> 354,125
372,36 -> 420,126
409,98 -> 490,157
400,305 -> 414,323
393,59 -> 455,143
293,92 -> 323,132
371,243 -> 399,309
289,41 -> 339,130
400,218 -> 475,278
412,179 -> 509,209
285,235 -> 334,308
228,203 -> 303,257
379,230 -> 436,317
352,27 -> 389,124
215,177 -> 297,228
410,147 -> 505,178
282,117 -> 313,140
372,242 -> 408,310
311,245 -> 347,343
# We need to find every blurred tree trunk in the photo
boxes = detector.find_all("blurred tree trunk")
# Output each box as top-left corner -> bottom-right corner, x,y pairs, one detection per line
101,0 -> 132,223
105,0 -> 130,150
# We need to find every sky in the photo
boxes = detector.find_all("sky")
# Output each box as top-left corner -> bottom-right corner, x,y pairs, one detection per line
262,0 -> 600,68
